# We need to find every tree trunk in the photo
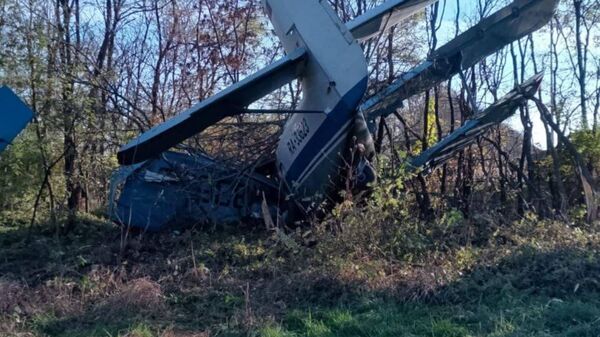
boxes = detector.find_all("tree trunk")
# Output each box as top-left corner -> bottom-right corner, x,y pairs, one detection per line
532,97 -> 598,223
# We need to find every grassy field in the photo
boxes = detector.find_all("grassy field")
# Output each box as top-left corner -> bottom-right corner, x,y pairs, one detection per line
0,214 -> 599,336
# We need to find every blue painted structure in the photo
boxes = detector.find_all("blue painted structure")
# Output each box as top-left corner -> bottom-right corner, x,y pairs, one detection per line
0,86 -> 34,154
110,152 -> 279,232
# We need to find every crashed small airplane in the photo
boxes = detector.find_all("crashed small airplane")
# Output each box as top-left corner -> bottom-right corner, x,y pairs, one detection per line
111,0 -> 558,231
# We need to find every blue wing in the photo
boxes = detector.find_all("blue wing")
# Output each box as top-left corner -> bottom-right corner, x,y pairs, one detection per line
0,86 -> 34,154
118,48 -> 307,165
409,74 -> 543,171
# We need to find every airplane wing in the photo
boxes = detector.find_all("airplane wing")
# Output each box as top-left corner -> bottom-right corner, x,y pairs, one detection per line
408,73 -> 542,172
360,0 -> 559,120
0,86 -> 34,154
118,48 -> 307,165
347,0 -> 438,42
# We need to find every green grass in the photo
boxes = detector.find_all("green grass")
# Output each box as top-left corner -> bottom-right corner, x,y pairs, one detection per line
259,295 -> 600,337
1,215 -> 599,336
23,294 -> 600,337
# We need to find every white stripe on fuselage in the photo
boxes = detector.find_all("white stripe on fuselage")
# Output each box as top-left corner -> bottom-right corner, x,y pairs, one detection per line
293,117 -> 352,185
296,120 -> 353,187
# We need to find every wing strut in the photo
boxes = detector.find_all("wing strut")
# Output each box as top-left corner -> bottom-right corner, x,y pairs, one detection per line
118,48 -> 307,165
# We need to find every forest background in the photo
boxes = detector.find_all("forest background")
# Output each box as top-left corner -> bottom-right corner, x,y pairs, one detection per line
1,0 -> 600,336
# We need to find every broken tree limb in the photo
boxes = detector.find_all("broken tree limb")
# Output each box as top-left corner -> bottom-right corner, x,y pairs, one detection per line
531,97 -> 598,223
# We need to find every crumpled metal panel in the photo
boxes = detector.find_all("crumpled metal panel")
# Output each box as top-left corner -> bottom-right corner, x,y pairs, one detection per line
409,74 -> 543,172
109,152 -> 279,232
361,0 -> 559,121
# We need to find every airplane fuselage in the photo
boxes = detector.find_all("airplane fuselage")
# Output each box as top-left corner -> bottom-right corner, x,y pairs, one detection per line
265,0 -> 371,209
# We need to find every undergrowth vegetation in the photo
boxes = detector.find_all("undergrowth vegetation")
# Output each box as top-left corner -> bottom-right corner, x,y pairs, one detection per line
1,158 -> 599,336
1,197 -> 599,336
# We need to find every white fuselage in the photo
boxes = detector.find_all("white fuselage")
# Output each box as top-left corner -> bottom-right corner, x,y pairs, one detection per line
264,0 -> 369,206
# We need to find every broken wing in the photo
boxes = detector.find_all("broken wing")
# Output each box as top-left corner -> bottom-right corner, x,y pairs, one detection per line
118,48 -> 307,165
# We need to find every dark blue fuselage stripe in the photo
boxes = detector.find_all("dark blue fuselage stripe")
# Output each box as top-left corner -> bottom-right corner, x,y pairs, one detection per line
285,77 -> 368,184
